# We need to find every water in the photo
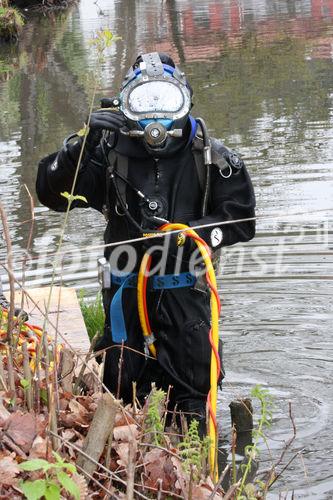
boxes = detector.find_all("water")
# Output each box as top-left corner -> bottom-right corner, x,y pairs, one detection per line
0,0 -> 333,496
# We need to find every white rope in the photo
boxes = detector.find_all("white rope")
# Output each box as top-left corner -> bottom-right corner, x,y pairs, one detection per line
0,207 -> 331,266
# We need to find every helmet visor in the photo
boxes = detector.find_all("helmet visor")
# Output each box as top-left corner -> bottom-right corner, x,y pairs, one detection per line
128,81 -> 184,114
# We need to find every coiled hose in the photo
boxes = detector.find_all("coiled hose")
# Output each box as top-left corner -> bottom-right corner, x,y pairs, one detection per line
137,223 -> 221,481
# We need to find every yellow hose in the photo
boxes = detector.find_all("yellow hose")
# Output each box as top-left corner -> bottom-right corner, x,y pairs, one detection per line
137,223 -> 220,481
137,252 -> 157,358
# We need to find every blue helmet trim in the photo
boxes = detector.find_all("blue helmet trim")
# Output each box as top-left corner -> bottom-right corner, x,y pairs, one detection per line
139,118 -> 173,130
188,115 -> 198,144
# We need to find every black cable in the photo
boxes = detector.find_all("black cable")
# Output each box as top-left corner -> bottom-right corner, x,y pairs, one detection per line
100,138 -> 158,235
196,117 -> 211,217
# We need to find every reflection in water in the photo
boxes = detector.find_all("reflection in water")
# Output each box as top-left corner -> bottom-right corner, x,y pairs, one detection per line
0,1 -> 332,496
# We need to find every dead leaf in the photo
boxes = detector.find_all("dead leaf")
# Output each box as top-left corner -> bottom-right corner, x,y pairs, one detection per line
0,454 -> 20,486
82,372 -> 100,393
113,424 -> 138,441
192,481 -> 224,499
35,413 -> 48,437
114,412 -> 136,427
59,399 -> 90,429
114,442 -> 129,467
5,412 -> 37,453
0,396 -> 10,424
143,449 -> 177,491
29,436 -> 47,459
62,429 -> 76,441
68,399 -> 89,418
171,455 -> 188,493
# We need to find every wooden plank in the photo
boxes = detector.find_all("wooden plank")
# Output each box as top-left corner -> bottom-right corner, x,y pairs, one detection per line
5,287 -> 90,355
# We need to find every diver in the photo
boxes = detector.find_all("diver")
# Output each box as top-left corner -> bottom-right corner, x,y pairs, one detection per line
36,52 -> 256,435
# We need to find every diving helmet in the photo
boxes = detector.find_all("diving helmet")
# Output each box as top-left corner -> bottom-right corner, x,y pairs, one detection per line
119,52 -> 192,154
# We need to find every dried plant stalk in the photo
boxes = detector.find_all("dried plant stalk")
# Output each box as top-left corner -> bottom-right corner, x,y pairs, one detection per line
0,201 -> 15,342
22,342 -> 33,411
6,346 -> 16,403
0,352 -> 8,391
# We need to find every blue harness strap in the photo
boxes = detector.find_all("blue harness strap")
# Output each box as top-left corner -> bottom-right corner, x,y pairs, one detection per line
109,272 -> 196,343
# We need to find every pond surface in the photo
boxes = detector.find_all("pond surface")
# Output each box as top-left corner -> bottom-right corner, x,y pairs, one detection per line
0,0 -> 333,497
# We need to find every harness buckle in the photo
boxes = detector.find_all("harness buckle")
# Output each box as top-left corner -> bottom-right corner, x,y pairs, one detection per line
144,333 -> 156,357
144,333 -> 156,346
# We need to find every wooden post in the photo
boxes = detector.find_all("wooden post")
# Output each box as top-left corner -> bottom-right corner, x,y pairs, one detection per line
59,348 -> 75,394
229,399 -> 253,456
77,393 -> 118,478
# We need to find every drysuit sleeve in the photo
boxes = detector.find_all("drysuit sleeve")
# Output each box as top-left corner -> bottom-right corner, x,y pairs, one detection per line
188,143 -> 256,249
36,136 -> 106,213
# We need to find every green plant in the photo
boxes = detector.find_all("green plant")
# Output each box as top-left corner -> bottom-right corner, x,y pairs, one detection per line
178,419 -> 210,480
20,451 -> 80,500
0,5 -> 24,40
145,388 -> 166,446
237,385 -> 273,499
79,291 -> 105,341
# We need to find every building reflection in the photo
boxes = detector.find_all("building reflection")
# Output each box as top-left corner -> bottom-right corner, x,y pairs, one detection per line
135,0 -> 333,62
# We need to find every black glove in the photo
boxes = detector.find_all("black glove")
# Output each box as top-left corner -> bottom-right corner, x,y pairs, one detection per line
86,110 -> 126,151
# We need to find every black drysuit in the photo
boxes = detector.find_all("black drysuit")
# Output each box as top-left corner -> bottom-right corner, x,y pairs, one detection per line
36,119 -> 256,422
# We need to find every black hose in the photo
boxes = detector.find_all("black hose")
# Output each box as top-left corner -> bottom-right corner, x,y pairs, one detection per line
101,138 -> 157,235
196,117 -> 211,217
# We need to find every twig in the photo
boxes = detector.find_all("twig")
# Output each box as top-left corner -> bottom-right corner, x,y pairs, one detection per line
75,463 -> 118,498
224,480 -> 241,500
0,202 -> 15,342
2,433 -> 27,459
208,464 -> 230,499
139,442 -> 182,460
116,340 -> 124,399
20,185 -> 35,315
231,424 -> 237,485
73,334 -> 98,394
22,342 -> 33,411
53,277 -> 63,413
126,439 -> 136,500
133,482 -> 184,499
265,401 -> 297,491
132,381 -> 137,416
162,384 -> 172,429
268,450 -> 305,489
0,352 -> 7,391
6,345 -> 16,405
48,382 -> 60,450
188,465 -> 194,500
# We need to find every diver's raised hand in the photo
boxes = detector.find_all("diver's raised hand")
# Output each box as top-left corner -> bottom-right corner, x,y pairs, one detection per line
89,109 -> 126,132
86,109 -> 126,151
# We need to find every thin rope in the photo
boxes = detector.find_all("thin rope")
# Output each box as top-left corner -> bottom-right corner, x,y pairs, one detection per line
0,207 -> 331,267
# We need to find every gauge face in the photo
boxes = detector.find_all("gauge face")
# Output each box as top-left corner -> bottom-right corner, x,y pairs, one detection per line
128,81 -> 184,114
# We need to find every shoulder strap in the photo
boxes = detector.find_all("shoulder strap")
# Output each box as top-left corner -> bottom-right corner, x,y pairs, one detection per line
191,135 -> 206,192
115,153 -> 129,207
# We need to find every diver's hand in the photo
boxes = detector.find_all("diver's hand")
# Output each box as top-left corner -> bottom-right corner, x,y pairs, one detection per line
89,109 -> 126,132
86,110 -> 126,151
